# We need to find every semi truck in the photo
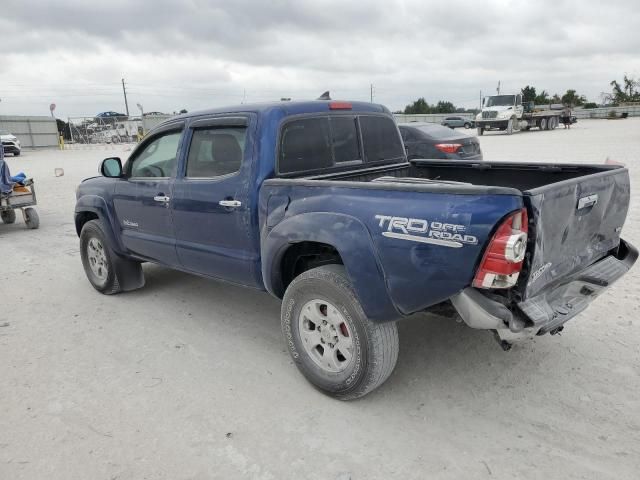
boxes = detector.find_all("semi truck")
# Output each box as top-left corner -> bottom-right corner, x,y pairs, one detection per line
475,93 -> 563,135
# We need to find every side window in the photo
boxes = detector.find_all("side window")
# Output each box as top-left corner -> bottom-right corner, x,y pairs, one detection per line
186,127 -> 246,178
279,117 -> 332,174
359,116 -> 405,163
129,130 -> 182,178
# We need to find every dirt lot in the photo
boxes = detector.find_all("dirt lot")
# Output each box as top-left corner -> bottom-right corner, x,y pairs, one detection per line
1,118 -> 639,479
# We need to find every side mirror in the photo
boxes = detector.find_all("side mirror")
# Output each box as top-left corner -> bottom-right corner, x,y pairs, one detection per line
482,97 -> 485,106
100,157 -> 123,177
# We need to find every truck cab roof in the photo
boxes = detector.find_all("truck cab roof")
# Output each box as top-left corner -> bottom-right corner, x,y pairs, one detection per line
168,100 -> 390,123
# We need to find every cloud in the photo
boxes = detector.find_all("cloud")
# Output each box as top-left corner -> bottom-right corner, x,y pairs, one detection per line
1,0 -> 639,117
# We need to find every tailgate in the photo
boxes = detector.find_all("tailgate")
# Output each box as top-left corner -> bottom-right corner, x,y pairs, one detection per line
520,167 -> 630,299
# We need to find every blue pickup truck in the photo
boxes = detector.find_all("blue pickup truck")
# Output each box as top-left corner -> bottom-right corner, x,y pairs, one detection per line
75,99 -> 636,399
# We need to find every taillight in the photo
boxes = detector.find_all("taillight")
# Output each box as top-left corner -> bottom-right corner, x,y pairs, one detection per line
435,143 -> 462,154
473,208 -> 528,289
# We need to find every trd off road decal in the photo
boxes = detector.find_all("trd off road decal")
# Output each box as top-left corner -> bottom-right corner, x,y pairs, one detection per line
375,215 -> 477,248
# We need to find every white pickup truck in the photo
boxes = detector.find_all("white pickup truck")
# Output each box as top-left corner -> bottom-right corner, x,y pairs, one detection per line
476,94 -> 563,135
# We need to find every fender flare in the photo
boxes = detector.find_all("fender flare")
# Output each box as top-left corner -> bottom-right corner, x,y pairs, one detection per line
262,212 -> 400,322
74,195 -> 126,255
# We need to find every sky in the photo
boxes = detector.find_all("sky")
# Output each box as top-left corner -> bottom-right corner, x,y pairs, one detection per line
1,0 -> 639,119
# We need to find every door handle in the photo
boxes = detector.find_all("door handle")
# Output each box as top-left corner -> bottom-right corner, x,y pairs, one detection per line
154,195 -> 170,203
219,200 -> 242,208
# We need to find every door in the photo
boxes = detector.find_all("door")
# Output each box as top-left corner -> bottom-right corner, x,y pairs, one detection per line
171,115 -> 260,286
113,124 -> 184,265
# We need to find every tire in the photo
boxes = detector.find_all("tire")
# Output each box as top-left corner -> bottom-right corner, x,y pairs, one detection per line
539,118 -> 547,130
464,123 -> 471,129
506,118 -> 514,135
281,265 -> 399,400
1,209 -> 17,224
549,117 -> 557,130
14,151 -> 21,156
477,127 -> 484,136
80,220 -> 124,294
23,208 -> 39,229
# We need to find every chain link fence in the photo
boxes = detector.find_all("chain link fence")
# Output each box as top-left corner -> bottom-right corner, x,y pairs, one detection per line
67,116 -> 143,145
65,114 -> 173,149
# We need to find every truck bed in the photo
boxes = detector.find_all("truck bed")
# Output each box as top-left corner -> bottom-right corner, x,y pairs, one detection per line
309,160 -> 612,192
265,159 -> 630,320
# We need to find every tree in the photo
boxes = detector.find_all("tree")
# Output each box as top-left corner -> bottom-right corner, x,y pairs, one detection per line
521,85 -> 537,103
179,108 -> 188,114
55,118 -> 72,140
610,75 -> 640,103
551,93 -> 562,103
434,100 -> 455,114
561,89 -> 586,106
534,90 -> 549,105
404,98 -> 430,114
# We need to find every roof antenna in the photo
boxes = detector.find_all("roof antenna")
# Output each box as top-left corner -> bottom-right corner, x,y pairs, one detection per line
317,91 -> 331,100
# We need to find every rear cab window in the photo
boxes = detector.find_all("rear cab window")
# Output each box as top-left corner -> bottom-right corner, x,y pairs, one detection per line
278,113 -> 403,175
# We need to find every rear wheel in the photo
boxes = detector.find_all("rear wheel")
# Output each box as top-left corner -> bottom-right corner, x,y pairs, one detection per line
549,117 -> 557,129
477,127 -> 484,136
1,209 -> 16,224
464,122 -> 471,129
282,265 -> 399,400
539,118 -> 548,130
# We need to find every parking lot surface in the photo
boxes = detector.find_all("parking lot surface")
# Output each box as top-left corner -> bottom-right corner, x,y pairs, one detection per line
1,118 -> 639,479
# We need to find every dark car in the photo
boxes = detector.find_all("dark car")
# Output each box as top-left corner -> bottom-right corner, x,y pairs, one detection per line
398,122 -> 483,161
95,111 -> 128,124
441,116 -> 474,129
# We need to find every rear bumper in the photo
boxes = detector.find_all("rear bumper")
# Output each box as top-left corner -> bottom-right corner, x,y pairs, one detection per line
451,239 -> 637,341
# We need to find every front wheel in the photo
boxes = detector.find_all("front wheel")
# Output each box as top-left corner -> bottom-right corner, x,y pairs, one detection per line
506,118 -> 514,135
281,265 -> 399,400
464,122 -> 471,129
81,220 -> 118,293
23,207 -> 39,229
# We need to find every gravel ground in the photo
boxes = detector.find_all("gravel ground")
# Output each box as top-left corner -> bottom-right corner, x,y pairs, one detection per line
1,118 -> 639,480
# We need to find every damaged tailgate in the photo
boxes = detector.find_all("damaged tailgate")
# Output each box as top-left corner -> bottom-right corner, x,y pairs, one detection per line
519,165 -> 632,303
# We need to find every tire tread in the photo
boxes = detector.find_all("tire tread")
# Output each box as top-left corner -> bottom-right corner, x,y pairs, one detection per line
283,264 -> 399,400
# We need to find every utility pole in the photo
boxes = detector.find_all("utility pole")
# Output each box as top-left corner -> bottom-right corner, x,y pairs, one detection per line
496,81 -> 501,95
121,78 -> 130,116
480,90 -> 482,109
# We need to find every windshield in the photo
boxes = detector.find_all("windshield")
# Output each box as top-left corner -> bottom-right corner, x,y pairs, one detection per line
486,95 -> 515,107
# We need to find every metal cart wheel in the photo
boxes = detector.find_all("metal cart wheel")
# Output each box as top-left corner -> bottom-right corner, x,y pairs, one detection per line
1,209 -> 17,224
23,207 -> 39,229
